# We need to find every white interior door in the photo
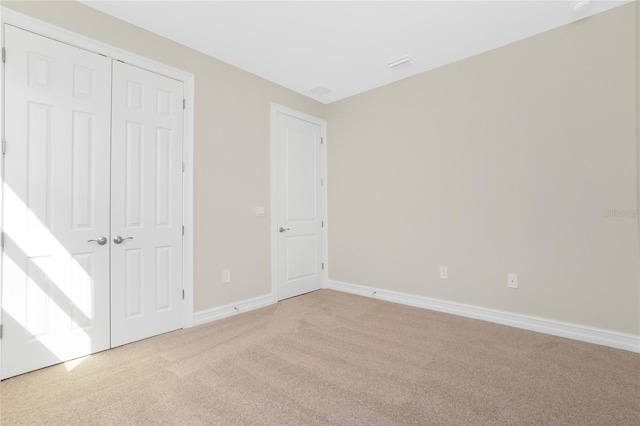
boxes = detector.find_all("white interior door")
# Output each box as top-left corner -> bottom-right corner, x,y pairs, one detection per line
275,111 -> 324,300
110,61 -> 184,347
1,25 -> 112,379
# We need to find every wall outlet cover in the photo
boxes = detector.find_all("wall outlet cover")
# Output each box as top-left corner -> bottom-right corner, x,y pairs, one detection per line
508,273 -> 518,288
440,266 -> 448,280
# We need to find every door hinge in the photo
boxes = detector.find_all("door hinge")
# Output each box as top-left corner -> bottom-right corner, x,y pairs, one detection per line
2,139 -> 6,155
321,137 -> 323,145
183,99 -> 186,110
182,161 -> 185,172
321,178 -> 324,186
182,225 -> 185,236
182,290 -> 185,300
321,221 -> 324,228
0,324 -> 3,339
2,47 -> 6,63
1,231 -> 4,248
322,263 -> 325,270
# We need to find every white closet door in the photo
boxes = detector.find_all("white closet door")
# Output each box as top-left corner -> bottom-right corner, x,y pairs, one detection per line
110,61 -> 184,347
1,25 -> 112,379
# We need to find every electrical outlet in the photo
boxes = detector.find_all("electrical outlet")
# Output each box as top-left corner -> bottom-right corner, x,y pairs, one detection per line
508,273 -> 518,289
222,269 -> 231,283
440,266 -> 448,280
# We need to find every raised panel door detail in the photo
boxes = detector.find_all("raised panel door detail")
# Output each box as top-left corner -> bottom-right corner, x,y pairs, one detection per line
70,253 -> 94,330
125,121 -> 144,228
25,257 -> 52,340
27,52 -> 54,91
155,128 -> 172,227
285,127 -> 317,222
125,249 -> 143,319
156,89 -> 172,117
126,80 -> 144,110
155,246 -> 171,311
72,65 -> 94,100
285,235 -> 317,281
72,111 -> 94,230
27,102 -> 52,230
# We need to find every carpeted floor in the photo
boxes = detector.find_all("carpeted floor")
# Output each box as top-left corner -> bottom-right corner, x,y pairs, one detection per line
1,289 -> 638,425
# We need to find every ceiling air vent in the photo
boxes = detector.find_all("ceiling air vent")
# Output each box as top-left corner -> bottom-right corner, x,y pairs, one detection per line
571,0 -> 591,14
387,55 -> 413,70
308,85 -> 333,97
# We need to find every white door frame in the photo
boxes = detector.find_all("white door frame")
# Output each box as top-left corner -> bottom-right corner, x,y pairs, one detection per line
270,103 -> 328,301
0,7 -> 196,373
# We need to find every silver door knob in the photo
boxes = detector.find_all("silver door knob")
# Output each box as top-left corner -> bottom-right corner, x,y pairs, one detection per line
279,227 -> 290,233
88,236 -> 108,245
113,236 -> 134,244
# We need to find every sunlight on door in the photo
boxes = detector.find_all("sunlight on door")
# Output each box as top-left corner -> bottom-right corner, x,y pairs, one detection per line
3,185 -> 97,373
1,24 -> 113,379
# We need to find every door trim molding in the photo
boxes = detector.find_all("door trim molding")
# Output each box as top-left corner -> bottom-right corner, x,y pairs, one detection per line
270,104 -> 328,301
0,7 -> 195,340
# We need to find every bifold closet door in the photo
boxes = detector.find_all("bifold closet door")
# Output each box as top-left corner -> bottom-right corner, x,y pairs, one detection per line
110,61 -> 184,347
1,25 -> 112,379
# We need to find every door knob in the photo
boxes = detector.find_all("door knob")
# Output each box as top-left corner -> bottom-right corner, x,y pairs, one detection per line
113,236 -> 134,244
88,236 -> 108,245
279,227 -> 290,233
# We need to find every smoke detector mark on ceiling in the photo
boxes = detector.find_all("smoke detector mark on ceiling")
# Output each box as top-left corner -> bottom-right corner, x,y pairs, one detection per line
387,56 -> 413,70
308,85 -> 333,97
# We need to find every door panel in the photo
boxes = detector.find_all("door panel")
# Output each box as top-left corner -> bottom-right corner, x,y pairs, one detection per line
276,112 -> 323,300
110,61 -> 184,347
2,25 -> 112,379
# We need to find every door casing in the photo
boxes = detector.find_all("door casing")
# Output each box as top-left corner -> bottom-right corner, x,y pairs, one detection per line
0,7 -> 196,374
270,103 -> 328,301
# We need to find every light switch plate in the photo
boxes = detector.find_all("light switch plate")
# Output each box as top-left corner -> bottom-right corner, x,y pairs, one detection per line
222,269 -> 231,283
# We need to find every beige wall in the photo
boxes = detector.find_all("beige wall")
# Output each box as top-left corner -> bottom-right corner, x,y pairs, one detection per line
1,0 -> 325,312
326,4 -> 640,334
2,1 -> 638,335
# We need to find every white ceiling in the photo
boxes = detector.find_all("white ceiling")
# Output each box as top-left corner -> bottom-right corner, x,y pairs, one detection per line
80,0 -> 632,104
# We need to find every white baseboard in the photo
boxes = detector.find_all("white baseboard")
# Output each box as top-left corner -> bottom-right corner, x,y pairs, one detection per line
193,293 -> 275,326
326,280 -> 640,353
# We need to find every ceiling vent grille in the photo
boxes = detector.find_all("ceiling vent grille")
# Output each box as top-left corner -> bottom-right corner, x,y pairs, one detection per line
571,0 -> 591,14
387,55 -> 413,70
308,85 -> 333,96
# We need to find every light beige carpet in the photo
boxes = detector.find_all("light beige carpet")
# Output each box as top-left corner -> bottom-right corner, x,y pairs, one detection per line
1,289 -> 638,425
